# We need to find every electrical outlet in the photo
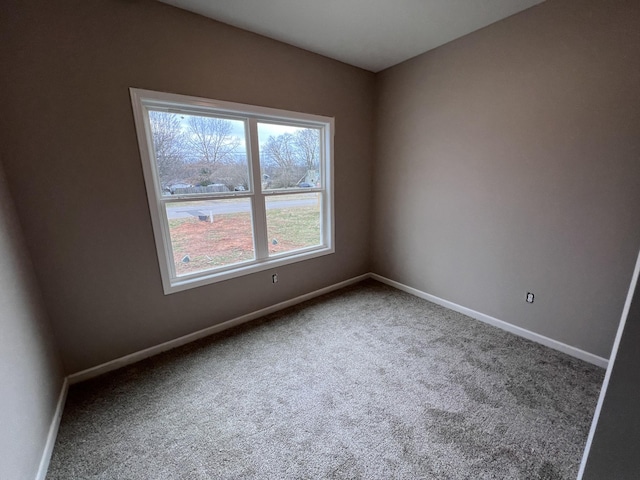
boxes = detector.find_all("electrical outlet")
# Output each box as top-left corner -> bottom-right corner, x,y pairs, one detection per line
526,292 -> 534,303
272,273 -> 278,284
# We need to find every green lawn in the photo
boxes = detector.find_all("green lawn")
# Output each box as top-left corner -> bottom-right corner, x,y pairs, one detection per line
168,205 -> 320,275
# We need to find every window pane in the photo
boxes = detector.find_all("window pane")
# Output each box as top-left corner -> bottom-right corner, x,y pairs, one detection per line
166,199 -> 254,276
257,123 -> 321,191
148,110 -> 250,196
265,193 -> 321,255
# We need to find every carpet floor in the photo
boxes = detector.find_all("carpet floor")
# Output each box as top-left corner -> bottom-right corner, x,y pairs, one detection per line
47,280 -> 603,479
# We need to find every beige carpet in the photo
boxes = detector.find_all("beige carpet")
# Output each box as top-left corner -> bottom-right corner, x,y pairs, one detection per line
47,280 -> 603,479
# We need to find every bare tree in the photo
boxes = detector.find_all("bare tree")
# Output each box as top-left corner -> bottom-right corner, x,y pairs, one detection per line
216,156 -> 251,191
294,128 -> 320,172
149,111 -> 186,188
185,116 -> 241,167
261,133 -> 303,188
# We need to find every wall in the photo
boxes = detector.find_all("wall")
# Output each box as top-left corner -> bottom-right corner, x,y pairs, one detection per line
373,0 -> 640,358
0,0 -> 375,374
582,253 -> 640,479
0,163 -> 64,479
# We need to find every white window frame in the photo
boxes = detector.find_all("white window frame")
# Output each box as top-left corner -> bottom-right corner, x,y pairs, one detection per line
130,88 -> 334,294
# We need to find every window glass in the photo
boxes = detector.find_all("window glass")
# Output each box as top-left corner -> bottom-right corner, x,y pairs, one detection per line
148,111 -> 250,196
166,198 -> 254,276
258,123 -> 321,191
266,193 -> 321,255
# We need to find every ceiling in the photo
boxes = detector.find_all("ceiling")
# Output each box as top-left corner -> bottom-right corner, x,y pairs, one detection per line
158,0 -> 544,72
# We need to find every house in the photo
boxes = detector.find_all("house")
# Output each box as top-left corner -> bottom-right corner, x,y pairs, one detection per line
1,0 -> 639,478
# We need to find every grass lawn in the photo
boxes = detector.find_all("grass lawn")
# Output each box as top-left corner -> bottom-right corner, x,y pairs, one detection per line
169,206 -> 320,276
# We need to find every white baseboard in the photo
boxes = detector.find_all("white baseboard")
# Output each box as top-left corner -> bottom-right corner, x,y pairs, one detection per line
68,271 -> 608,384
370,273 -> 609,369
68,274 -> 369,384
36,377 -> 68,480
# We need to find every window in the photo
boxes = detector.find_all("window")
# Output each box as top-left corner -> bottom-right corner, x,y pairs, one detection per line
130,88 -> 334,294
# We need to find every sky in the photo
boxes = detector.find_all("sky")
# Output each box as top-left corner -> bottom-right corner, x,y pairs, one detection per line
175,113 -> 311,155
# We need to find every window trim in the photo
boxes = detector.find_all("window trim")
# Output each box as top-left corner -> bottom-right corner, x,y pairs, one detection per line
130,88 -> 335,294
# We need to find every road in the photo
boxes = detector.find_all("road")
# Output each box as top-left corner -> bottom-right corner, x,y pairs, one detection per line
166,197 -> 318,219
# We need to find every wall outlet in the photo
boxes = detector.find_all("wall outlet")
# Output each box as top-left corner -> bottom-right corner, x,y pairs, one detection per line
526,292 -> 534,303
272,273 -> 278,284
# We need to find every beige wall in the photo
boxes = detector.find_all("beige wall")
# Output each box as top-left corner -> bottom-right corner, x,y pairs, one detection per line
1,0 -> 638,374
373,0 -> 640,358
0,163 -> 64,479
3,0 -> 640,475
0,0 -> 375,373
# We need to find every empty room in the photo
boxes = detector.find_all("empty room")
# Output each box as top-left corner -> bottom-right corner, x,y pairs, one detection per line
1,0 -> 639,478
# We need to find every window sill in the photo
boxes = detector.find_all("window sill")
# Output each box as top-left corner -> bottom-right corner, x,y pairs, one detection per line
164,246 -> 334,294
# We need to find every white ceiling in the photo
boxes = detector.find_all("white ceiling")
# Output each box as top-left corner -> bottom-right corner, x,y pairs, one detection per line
158,0 -> 544,72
